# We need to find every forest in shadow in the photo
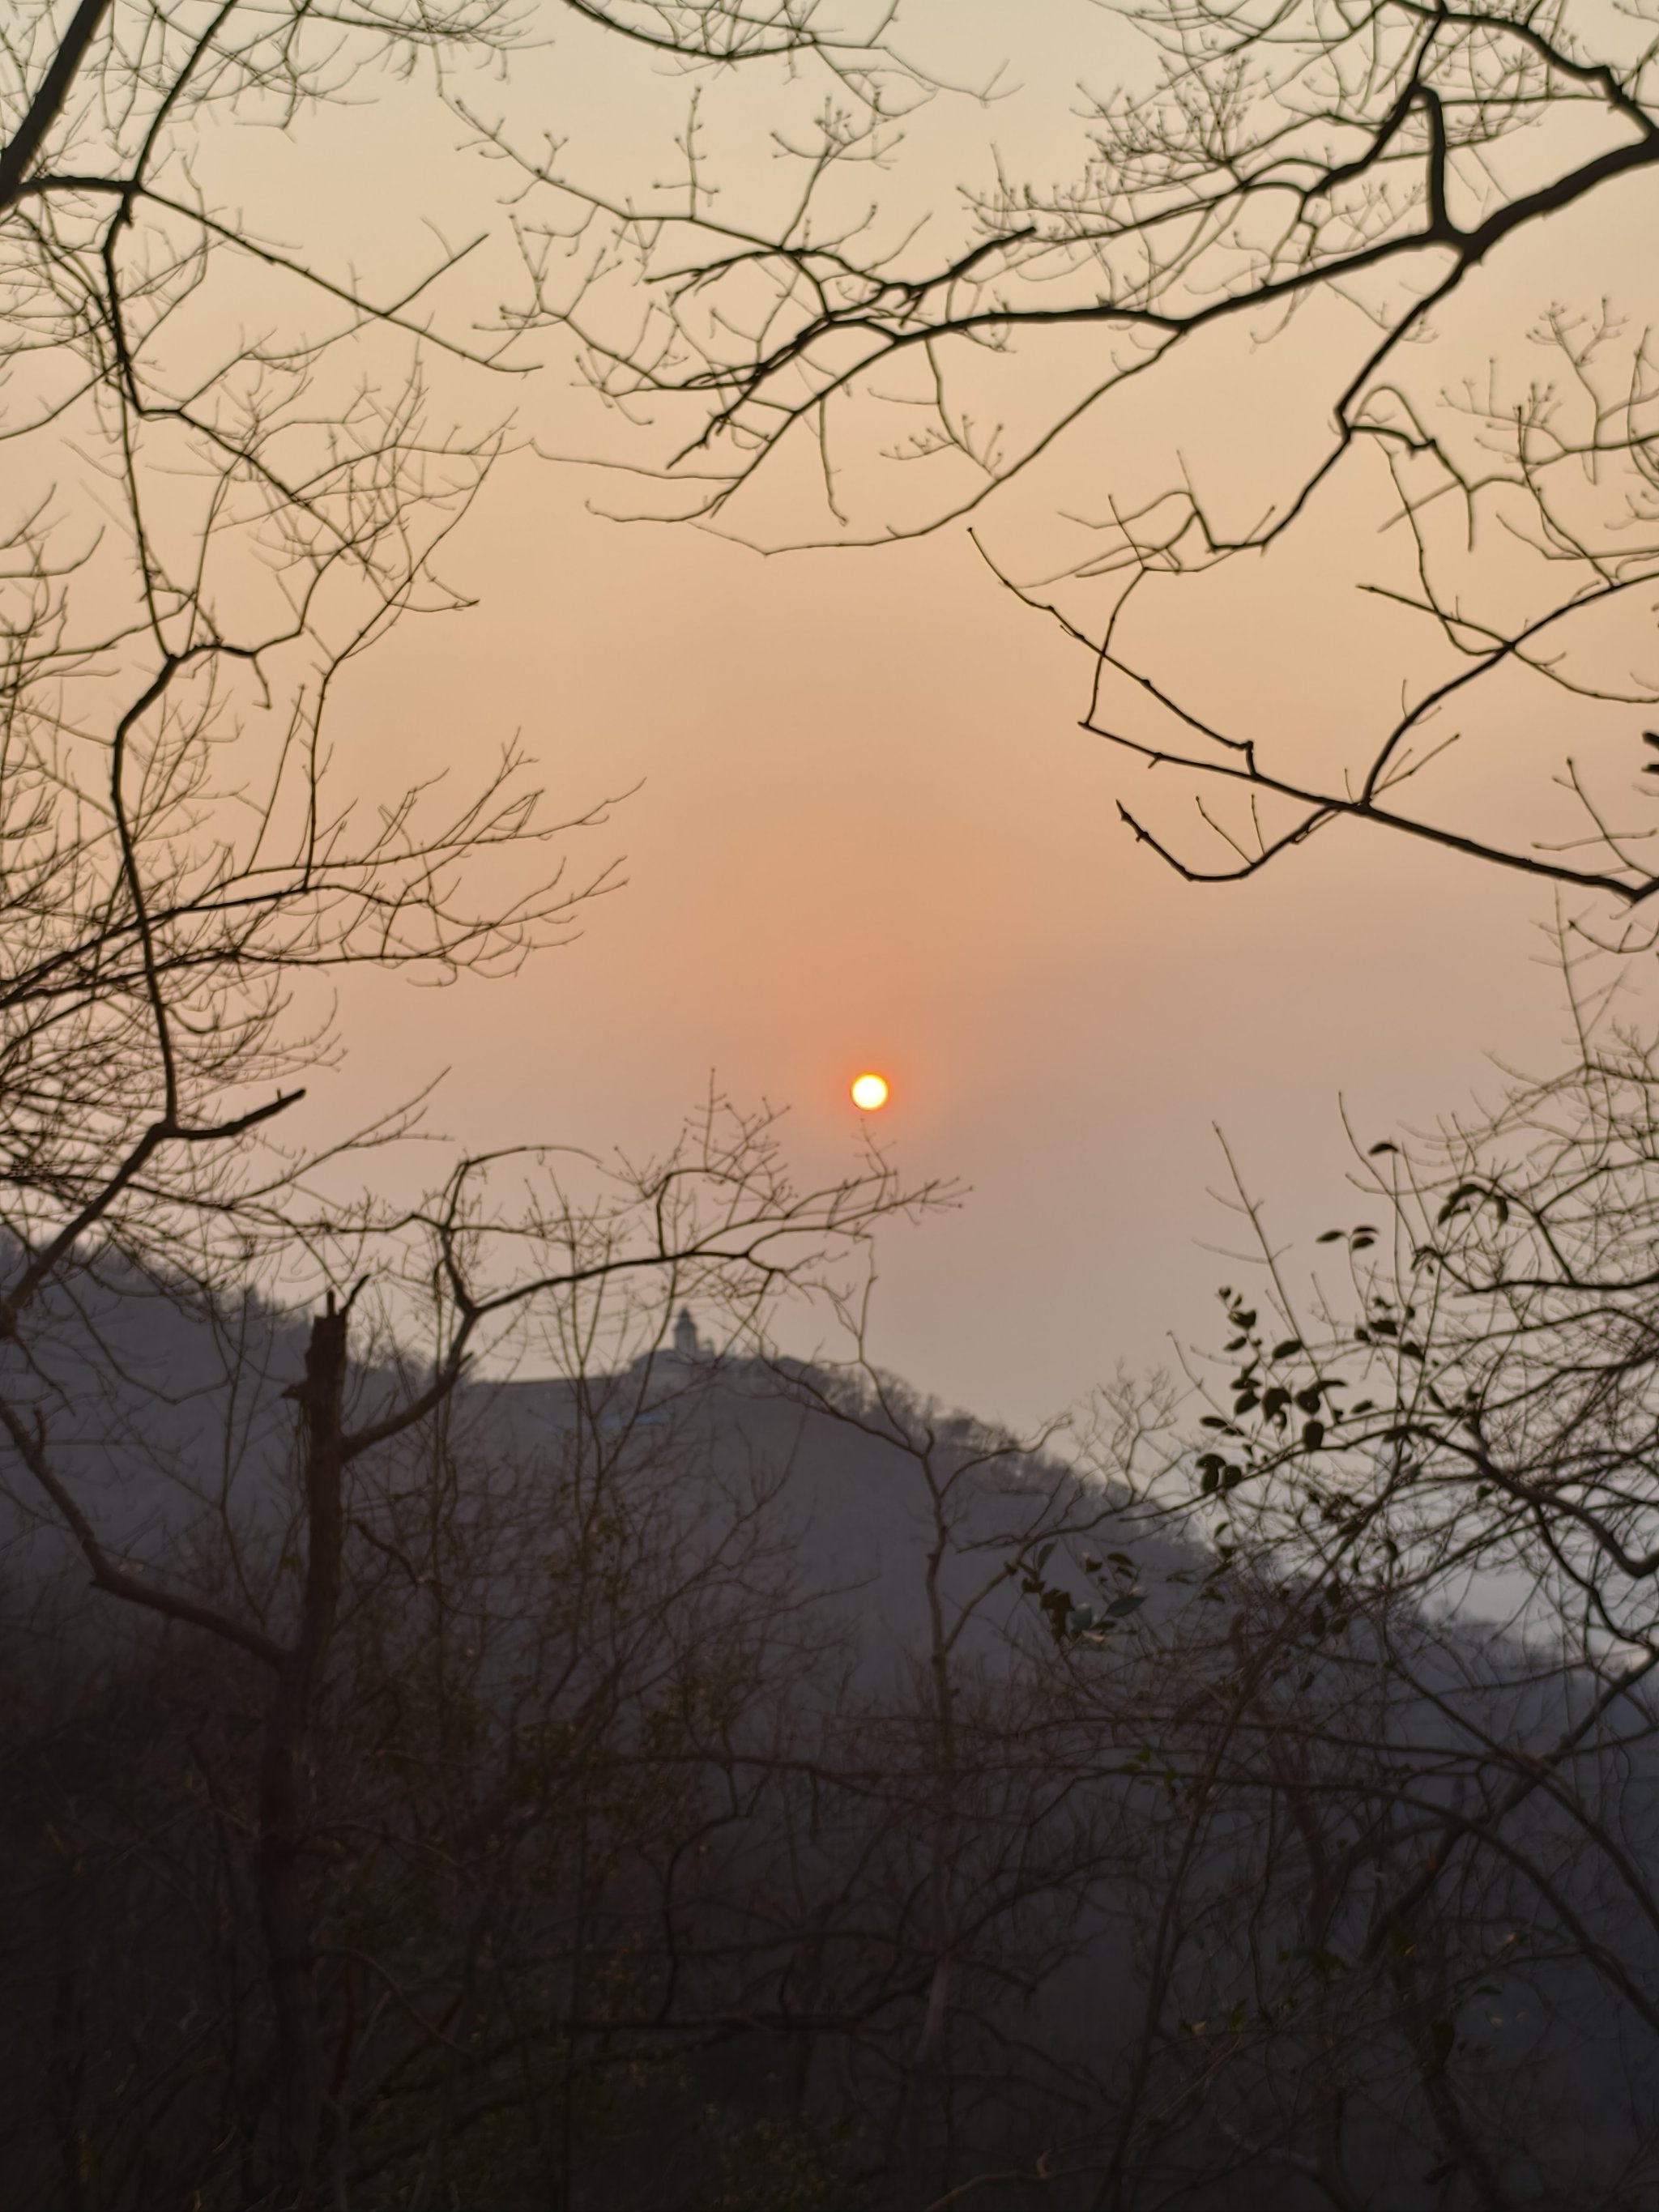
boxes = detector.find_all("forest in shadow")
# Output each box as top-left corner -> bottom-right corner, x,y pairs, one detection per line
6,1140 -> 1659,2212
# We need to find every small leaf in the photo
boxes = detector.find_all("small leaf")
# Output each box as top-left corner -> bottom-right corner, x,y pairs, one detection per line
1437,1181 -> 1482,1225
1316,1230 -> 1344,1244
1303,1418 -> 1326,1450
1368,1140 -> 1398,1156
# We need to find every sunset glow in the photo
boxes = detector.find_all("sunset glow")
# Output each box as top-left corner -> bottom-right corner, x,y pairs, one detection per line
850,1072 -> 890,1112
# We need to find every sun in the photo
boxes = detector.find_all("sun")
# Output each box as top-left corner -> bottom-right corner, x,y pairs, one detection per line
850,1072 -> 890,1112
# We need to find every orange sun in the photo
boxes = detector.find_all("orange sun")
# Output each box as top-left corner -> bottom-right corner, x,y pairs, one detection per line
850,1072 -> 890,1112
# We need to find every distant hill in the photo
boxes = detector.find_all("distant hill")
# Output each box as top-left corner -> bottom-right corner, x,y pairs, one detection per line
2,1271 -> 1656,2210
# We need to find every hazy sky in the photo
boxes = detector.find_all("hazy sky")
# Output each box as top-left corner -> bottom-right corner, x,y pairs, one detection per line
195,2 -> 1648,1432
320,464 -> 1571,1432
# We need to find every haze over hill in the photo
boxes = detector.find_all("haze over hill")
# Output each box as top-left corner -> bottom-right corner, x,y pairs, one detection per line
5,1267 -> 1657,2209
7,0 -> 1659,2202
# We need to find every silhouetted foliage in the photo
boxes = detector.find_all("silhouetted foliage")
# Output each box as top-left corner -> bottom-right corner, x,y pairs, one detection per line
9,7 -> 1659,2210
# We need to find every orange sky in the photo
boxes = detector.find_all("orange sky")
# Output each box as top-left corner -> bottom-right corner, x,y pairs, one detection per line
169,5 -> 1651,1429
313,449 -> 1569,1430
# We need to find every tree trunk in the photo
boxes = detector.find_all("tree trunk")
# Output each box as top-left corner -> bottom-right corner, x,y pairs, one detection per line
257,1298 -> 348,2208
